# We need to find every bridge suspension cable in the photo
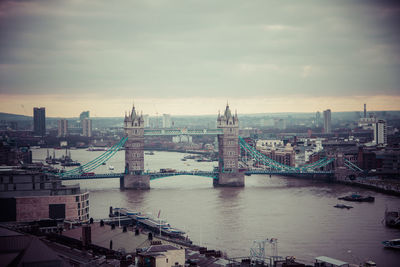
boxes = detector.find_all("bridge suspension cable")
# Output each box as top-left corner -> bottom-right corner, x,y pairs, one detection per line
59,137 -> 128,176
238,136 -> 334,172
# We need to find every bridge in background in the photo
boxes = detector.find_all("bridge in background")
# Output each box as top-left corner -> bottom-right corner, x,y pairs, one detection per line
57,104 -> 363,187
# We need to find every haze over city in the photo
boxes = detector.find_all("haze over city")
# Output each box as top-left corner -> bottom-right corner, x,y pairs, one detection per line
1,0 -> 400,116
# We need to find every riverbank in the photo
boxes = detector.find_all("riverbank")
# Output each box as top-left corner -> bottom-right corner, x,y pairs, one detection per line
337,177 -> 400,196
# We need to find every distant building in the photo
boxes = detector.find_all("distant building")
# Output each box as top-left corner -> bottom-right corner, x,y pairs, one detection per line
315,111 -> 321,127
79,111 -> 90,122
373,119 -> 387,145
33,107 -> 46,136
162,114 -> 172,128
82,118 -> 92,137
57,119 -> 68,137
323,109 -> 331,134
143,114 -> 150,128
172,135 -> 192,143
274,118 -> 286,130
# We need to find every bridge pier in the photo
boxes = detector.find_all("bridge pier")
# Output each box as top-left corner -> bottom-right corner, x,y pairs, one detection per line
214,172 -> 244,187
121,174 -> 150,190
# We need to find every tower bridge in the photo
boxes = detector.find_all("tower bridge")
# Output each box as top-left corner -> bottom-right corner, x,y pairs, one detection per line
58,104 -> 362,189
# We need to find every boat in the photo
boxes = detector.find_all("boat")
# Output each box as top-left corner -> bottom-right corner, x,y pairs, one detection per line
61,161 -> 81,167
135,215 -> 148,220
334,204 -> 353,209
338,194 -> 374,202
145,151 -> 155,155
384,209 -> 400,228
382,238 -> 400,249
109,165 -> 114,170
160,168 -> 176,173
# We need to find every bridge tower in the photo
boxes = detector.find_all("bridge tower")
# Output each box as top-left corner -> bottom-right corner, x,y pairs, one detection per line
121,105 -> 150,189
215,104 -> 244,187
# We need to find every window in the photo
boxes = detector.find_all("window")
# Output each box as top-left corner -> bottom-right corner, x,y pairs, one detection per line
78,203 -> 80,209
76,196 -> 79,202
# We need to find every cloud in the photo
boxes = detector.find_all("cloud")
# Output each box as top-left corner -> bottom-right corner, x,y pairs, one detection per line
0,0 -> 399,107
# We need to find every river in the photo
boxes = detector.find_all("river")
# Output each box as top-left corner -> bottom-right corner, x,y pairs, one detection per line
32,148 -> 400,266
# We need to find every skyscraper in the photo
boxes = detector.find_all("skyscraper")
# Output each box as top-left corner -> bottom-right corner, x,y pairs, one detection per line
162,114 -> 172,128
315,111 -> 321,127
33,107 -> 46,136
373,119 -> 387,145
58,119 -> 68,137
79,111 -> 89,122
82,118 -> 92,137
323,109 -> 331,134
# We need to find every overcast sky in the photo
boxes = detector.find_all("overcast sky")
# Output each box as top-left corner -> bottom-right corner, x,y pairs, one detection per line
0,0 -> 399,117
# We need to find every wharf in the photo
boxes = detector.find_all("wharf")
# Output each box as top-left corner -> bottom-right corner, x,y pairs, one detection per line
110,208 -> 189,242
338,177 -> 400,196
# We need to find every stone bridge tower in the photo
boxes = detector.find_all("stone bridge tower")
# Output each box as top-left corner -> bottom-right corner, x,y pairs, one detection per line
215,104 -> 244,187
121,105 -> 150,189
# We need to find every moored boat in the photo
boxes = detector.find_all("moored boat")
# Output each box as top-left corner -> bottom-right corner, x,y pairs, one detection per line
382,238 -> 400,249
338,194 -> 374,202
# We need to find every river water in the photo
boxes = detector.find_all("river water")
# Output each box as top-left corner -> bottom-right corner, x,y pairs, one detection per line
33,148 -> 400,266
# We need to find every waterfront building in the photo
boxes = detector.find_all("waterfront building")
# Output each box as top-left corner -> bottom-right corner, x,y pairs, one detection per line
0,166 -> 89,222
257,143 -> 296,167
57,119 -> 68,137
374,119 -> 387,146
162,114 -> 172,128
82,118 -> 92,137
33,107 -> 46,136
323,109 -> 331,134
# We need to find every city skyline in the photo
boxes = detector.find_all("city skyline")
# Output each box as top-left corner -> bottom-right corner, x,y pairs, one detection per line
1,0 -> 400,116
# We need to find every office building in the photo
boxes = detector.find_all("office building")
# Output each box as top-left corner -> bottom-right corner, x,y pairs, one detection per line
162,114 -> 172,128
0,167 -> 89,222
82,118 -> 92,137
373,119 -> 387,145
57,119 -> 68,137
323,109 -> 331,134
33,107 -> 46,136
79,111 -> 89,122
315,111 -> 321,127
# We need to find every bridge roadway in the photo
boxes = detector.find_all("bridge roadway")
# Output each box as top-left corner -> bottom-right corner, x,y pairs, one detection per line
59,170 -> 334,180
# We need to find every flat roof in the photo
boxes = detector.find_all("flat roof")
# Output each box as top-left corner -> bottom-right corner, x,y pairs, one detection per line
315,256 -> 348,266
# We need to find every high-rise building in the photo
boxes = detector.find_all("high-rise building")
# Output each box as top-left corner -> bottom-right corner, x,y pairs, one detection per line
162,114 -> 172,128
143,114 -> 150,128
315,111 -> 321,127
323,109 -> 331,134
82,118 -> 92,137
364,103 -> 367,118
58,119 -> 68,137
79,111 -> 90,122
33,107 -> 46,136
373,119 -> 387,145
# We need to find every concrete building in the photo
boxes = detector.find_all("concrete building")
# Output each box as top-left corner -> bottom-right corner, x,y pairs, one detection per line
374,119 -> 387,146
0,166 -> 89,222
162,114 -> 172,128
138,244 -> 185,267
82,118 -> 92,137
323,109 -> 331,134
33,107 -> 46,136
57,119 -> 68,137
